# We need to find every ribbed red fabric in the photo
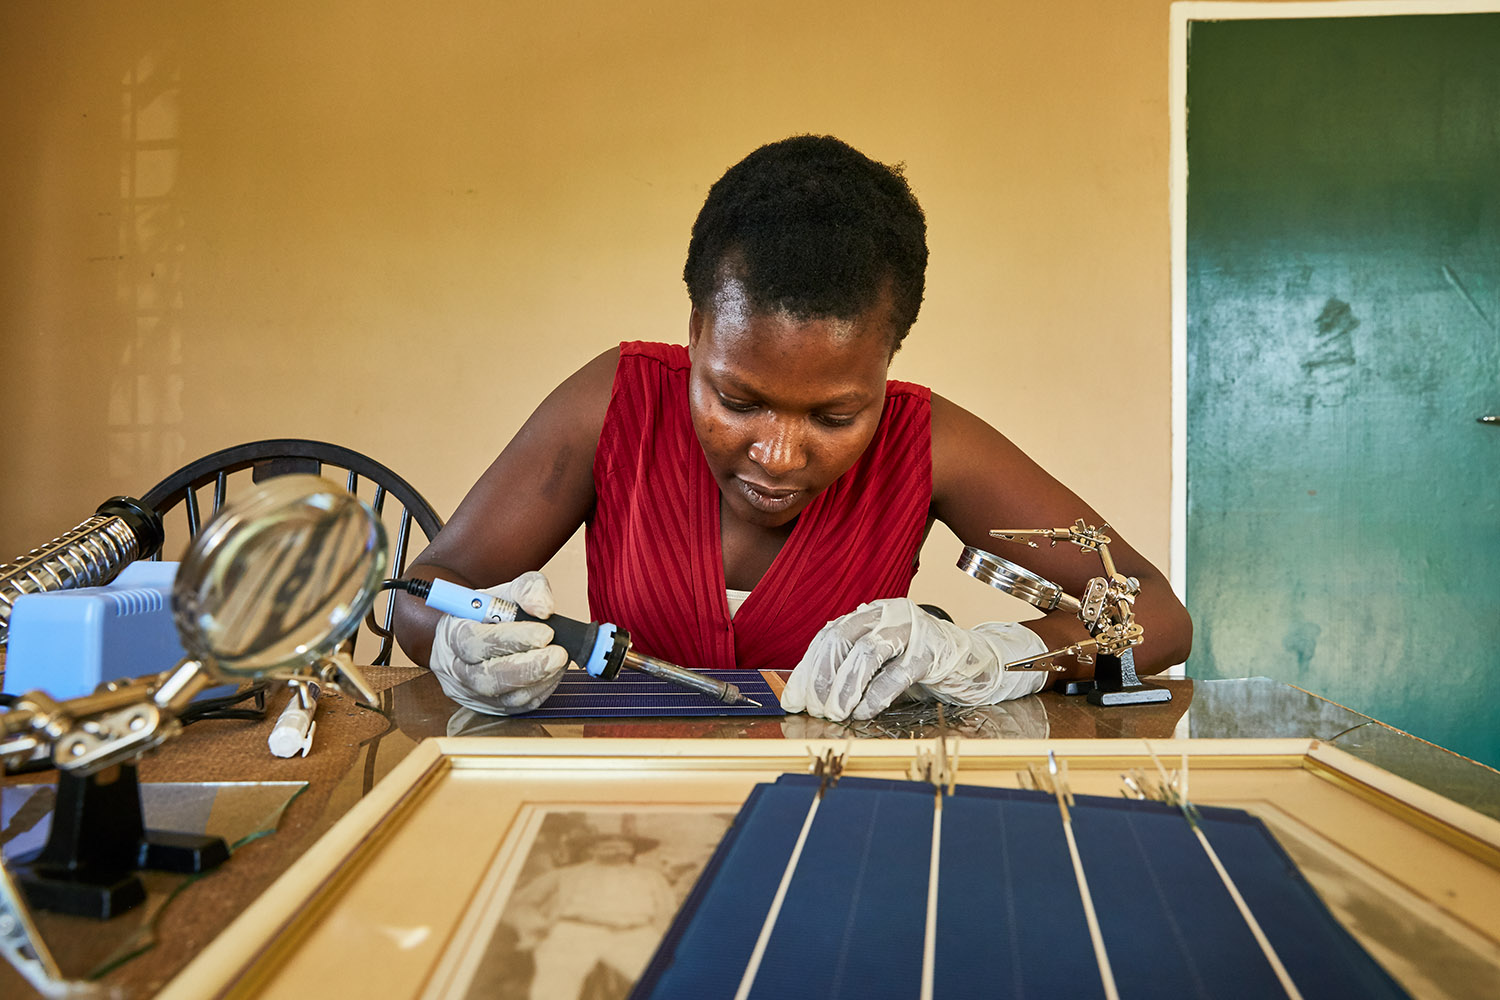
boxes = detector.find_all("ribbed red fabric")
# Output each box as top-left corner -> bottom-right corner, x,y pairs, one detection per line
586,342 -> 932,672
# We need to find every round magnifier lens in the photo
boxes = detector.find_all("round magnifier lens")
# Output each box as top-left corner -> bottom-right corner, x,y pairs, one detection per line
172,474 -> 388,675
957,546 -> 1068,611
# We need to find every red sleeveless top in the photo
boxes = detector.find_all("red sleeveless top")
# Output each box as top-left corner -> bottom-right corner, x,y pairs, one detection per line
585,342 -> 932,671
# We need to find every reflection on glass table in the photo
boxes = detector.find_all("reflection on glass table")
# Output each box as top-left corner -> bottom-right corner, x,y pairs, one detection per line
371,669 -> 1498,820
0,781 -> 304,982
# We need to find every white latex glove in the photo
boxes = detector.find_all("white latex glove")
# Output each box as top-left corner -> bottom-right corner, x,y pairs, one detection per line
782,599 -> 1050,722
429,571 -> 570,715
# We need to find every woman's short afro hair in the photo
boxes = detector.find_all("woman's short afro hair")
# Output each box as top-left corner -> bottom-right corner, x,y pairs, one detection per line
684,135 -> 928,350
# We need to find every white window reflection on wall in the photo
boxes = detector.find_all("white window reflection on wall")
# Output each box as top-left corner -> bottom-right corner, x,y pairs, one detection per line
109,50 -> 185,486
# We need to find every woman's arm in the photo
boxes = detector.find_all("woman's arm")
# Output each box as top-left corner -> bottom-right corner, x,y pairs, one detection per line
392,347 -> 619,666
929,392 -> 1192,680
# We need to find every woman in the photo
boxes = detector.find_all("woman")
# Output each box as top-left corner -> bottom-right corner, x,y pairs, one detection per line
392,135 -> 1191,721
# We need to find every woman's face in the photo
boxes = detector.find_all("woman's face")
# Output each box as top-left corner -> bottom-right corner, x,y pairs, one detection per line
688,278 -> 895,530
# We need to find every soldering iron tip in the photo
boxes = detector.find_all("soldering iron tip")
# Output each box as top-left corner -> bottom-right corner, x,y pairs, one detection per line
743,697 -> 763,708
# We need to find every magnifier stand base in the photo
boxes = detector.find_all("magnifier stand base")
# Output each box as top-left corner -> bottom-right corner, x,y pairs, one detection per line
141,830 -> 231,872
1087,685 -> 1172,706
1085,650 -> 1172,707
11,762 -> 229,920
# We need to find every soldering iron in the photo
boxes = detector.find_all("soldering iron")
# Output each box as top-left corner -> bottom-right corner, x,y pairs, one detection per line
388,578 -> 762,708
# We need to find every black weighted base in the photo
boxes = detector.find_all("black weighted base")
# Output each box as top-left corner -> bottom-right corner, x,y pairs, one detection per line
11,865 -> 147,920
10,762 -> 229,920
1087,684 -> 1173,706
142,830 -> 231,873
1085,649 -> 1172,707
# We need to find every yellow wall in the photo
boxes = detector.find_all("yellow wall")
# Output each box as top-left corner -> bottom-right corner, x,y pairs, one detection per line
0,1 -> 1180,659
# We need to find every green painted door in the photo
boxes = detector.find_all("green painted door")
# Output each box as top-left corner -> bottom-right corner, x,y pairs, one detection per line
1186,13 -> 1500,768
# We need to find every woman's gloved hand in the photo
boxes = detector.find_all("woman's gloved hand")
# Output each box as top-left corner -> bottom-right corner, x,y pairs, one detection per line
428,571 -> 570,715
781,599 -> 1050,721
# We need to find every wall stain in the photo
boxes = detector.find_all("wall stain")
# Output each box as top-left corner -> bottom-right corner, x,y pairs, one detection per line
1305,298 -> 1359,370
1283,620 -> 1322,676
1301,298 -> 1359,410
1441,263 -> 1497,332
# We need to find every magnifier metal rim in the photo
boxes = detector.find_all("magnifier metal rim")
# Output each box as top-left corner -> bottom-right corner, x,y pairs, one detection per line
172,474 -> 388,674
957,545 -> 1066,610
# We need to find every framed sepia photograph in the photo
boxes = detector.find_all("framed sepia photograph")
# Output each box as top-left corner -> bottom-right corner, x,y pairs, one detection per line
158,737 -> 1500,1000
424,803 -> 737,1000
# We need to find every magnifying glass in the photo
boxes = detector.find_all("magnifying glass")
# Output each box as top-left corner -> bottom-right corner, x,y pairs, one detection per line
0,475 -> 393,980
171,474 -> 388,686
957,546 -> 1082,615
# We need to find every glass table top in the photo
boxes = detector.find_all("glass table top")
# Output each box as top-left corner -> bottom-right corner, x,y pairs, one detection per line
3,668 -> 1497,1000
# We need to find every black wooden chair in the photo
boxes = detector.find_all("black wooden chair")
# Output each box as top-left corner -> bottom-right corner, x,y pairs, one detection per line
141,439 -> 443,666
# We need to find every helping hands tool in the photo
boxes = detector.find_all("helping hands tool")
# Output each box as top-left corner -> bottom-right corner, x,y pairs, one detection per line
972,521 -> 1144,670
958,519 -> 1169,706
396,577 -> 763,708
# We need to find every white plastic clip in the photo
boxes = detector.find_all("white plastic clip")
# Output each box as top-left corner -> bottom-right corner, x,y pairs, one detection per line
268,680 -> 320,758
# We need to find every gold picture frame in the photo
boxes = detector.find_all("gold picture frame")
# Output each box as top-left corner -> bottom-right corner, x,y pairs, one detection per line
160,737 -> 1500,1000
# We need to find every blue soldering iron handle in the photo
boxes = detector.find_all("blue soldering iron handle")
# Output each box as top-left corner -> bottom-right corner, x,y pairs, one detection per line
423,578 -> 622,678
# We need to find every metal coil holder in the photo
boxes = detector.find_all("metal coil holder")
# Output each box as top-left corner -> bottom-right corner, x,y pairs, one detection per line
0,497 -> 163,644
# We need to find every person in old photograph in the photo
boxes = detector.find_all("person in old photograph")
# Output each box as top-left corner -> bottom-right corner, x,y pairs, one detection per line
501,826 -> 681,1000
393,135 -> 1191,721
454,810 -> 731,1000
